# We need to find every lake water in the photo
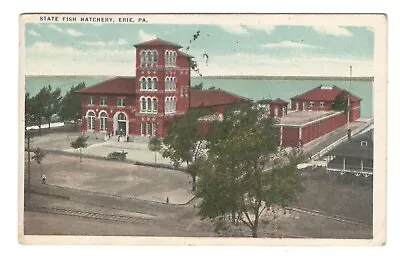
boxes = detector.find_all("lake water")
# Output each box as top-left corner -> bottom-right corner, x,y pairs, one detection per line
24,76 -> 373,118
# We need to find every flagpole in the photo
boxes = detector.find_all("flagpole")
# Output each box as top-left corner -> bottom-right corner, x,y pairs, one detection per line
347,65 -> 352,131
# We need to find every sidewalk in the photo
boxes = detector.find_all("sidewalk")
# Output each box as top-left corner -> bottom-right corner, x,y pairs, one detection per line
64,139 -> 179,167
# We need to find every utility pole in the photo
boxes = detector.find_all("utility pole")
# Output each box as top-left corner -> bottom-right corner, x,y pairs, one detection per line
347,65 -> 352,139
25,131 -> 32,199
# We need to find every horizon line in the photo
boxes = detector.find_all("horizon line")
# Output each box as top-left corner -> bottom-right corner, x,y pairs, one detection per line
25,74 -> 374,81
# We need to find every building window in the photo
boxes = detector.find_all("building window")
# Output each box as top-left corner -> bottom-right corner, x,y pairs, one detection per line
152,123 -> 157,136
141,97 -> 146,112
141,77 -> 147,90
172,51 -> 177,66
147,78 -> 152,90
140,51 -> 145,67
117,97 -> 125,107
172,97 -> 176,111
99,112 -> 108,131
361,141 -> 368,147
146,122 -> 151,136
320,102 -> 324,108
302,102 -> 306,110
100,97 -> 107,106
87,111 -> 95,131
173,77 -> 177,90
309,101 -> 314,108
147,98 -> 152,112
295,102 -> 299,111
146,51 -> 152,66
153,51 -> 158,65
153,78 -> 158,90
88,96 -> 95,106
180,87 -> 184,97
153,97 -> 158,112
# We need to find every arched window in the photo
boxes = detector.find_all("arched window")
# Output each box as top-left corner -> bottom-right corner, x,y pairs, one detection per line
147,77 -> 152,90
153,97 -> 158,112
147,98 -> 152,112
141,97 -> 146,112
164,51 -> 168,67
117,113 -> 126,121
173,77 -> 176,90
172,98 -> 177,111
165,77 -> 170,90
153,78 -> 158,90
165,97 -> 169,113
99,112 -> 108,131
172,52 -> 177,66
140,51 -> 145,66
87,111 -> 95,131
141,77 -> 147,90
147,51 -> 152,66
152,50 -> 158,65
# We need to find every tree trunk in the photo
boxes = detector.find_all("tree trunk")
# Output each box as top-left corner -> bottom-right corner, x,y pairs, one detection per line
154,152 -> 157,165
191,174 -> 197,192
80,148 -> 82,163
38,124 -> 42,136
74,122 -> 78,131
40,164 -> 43,178
48,121 -> 51,129
252,213 -> 259,238
252,227 -> 258,238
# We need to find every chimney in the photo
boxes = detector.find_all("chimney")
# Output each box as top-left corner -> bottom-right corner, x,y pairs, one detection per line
347,128 -> 351,140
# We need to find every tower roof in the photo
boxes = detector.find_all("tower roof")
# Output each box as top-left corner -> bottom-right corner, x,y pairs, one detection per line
133,38 -> 183,48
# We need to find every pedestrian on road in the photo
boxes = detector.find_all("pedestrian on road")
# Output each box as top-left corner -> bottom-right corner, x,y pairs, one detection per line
41,174 -> 46,185
166,197 -> 169,204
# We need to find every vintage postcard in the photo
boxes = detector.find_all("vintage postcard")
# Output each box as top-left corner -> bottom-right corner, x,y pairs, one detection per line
19,13 -> 387,245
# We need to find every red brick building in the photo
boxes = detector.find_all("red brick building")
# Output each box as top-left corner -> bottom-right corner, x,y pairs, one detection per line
275,85 -> 362,147
78,38 -> 248,140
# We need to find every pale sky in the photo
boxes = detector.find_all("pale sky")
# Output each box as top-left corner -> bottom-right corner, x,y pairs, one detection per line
24,22 -> 374,77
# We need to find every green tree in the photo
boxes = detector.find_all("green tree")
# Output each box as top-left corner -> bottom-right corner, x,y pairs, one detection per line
32,148 -> 46,178
196,104 -> 304,238
159,108 -> 210,192
59,82 -> 86,131
44,87 -> 62,129
30,86 -> 50,135
148,137 -> 162,164
191,83 -> 204,91
25,93 -> 34,130
332,91 -> 348,112
71,135 -> 89,164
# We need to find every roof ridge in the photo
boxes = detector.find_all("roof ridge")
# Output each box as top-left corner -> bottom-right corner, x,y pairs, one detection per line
133,38 -> 183,48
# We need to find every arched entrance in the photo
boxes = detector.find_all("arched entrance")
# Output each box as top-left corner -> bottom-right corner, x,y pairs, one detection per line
113,112 -> 129,137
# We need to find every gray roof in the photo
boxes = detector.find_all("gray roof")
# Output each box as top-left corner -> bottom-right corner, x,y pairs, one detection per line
326,130 -> 374,159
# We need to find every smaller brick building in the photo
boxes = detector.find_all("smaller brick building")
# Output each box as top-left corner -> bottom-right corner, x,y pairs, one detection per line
275,85 -> 362,147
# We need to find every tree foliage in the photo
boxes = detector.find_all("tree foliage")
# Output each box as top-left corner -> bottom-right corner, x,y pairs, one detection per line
71,135 -> 89,163
159,109 -> 210,191
332,91 -> 348,112
148,137 -> 162,164
59,82 -> 86,130
32,148 -> 46,177
196,103 -> 305,237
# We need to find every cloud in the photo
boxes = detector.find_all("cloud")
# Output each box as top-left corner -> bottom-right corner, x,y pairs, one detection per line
192,52 -> 373,77
80,39 -> 129,47
262,40 -> 322,49
65,28 -> 84,37
48,24 -> 63,33
48,24 -> 84,37
246,25 -> 276,34
25,41 -> 135,75
219,24 -> 249,35
312,26 -> 352,36
138,29 -> 157,42
28,30 -> 41,37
